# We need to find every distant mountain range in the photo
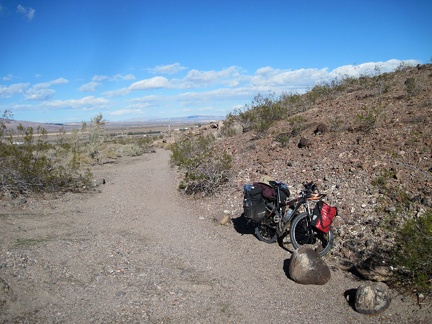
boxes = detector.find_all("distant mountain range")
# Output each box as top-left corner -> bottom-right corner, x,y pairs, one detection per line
120,115 -> 224,124
1,115 -> 225,132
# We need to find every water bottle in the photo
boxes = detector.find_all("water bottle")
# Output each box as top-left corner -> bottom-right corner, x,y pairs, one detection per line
283,208 -> 294,223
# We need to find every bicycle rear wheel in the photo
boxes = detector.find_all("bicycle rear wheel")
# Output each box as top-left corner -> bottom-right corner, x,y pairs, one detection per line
255,222 -> 277,243
290,212 -> 333,256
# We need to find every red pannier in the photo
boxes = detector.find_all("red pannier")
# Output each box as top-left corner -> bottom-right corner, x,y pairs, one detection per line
311,200 -> 338,233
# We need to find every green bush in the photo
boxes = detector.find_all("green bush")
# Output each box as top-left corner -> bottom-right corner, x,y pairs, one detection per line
405,77 -> 420,97
390,210 -> 432,292
0,140 -> 91,197
233,92 -> 289,133
356,105 -> 382,132
170,134 -> 232,196
219,114 -> 242,137
0,112 -> 158,199
228,91 -> 315,135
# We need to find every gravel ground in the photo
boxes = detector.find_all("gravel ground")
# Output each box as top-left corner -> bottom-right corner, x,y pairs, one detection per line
0,149 -> 429,323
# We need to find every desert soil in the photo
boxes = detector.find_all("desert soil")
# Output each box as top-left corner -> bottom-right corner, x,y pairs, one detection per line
0,149 -> 429,323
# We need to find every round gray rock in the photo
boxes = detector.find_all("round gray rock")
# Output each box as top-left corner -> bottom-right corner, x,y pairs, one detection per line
288,246 -> 331,285
354,282 -> 391,315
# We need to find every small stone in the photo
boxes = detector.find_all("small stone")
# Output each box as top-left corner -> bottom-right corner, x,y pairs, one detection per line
220,214 -> 230,225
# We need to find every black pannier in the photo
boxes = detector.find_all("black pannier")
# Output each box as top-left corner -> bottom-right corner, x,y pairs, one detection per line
278,184 -> 290,205
243,184 -> 267,223
253,181 -> 290,205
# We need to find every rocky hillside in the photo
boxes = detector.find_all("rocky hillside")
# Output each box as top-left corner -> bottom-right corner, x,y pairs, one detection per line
183,64 -> 432,278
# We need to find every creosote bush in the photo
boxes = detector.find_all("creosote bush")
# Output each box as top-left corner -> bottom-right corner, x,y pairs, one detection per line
356,105 -> 382,133
225,91 -> 313,136
0,132 -> 91,197
1,112 -> 156,199
170,134 -> 232,196
390,210 -> 432,293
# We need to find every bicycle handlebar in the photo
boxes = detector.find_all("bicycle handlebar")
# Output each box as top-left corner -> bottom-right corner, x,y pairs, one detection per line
301,181 -> 319,198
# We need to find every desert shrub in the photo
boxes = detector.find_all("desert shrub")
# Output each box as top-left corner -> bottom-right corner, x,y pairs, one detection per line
306,82 -> 333,103
233,92 -> 289,134
118,143 -> 143,156
274,132 -> 291,147
0,110 -> 14,140
279,92 -> 311,115
0,112 -> 157,199
84,114 -> 106,163
329,116 -> 344,132
271,116 -> 305,148
219,114 -> 242,137
306,76 -> 358,102
228,91 -> 314,135
109,136 -> 154,151
372,168 -> 412,216
404,77 -> 420,97
390,210 -> 432,293
287,115 -> 305,136
373,72 -> 393,95
395,61 -> 414,72
170,134 -> 232,196
0,140 -> 91,197
0,113 -> 95,198
356,105 -> 382,133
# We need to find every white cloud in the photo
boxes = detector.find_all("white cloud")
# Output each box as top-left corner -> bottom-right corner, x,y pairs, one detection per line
129,76 -> 170,90
148,63 -> 187,75
117,74 -> 136,81
2,74 -> 14,81
251,67 -> 328,87
79,82 -> 101,92
51,78 -> 69,85
11,59 -> 419,122
125,102 -> 151,109
109,108 -> 147,116
92,74 -> 135,82
43,96 -> 109,109
103,87 -> 131,97
327,59 -> 419,79
24,78 -> 69,101
31,78 -> 69,89
17,4 -> 35,21
248,59 -> 420,91
92,75 -> 109,82
25,88 -> 55,101
128,95 -> 158,103
0,83 -> 30,98
182,66 -> 241,87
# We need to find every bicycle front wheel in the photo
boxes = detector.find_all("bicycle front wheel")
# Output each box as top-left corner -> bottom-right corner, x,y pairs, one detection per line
290,212 -> 333,256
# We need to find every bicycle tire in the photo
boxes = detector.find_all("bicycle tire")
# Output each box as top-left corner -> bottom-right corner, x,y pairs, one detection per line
290,212 -> 333,256
255,223 -> 277,243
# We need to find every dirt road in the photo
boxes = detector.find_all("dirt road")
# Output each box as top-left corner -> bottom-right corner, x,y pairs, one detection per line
0,149 -> 427,323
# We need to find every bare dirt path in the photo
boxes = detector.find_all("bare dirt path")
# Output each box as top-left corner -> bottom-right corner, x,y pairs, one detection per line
0,149 -> 428,323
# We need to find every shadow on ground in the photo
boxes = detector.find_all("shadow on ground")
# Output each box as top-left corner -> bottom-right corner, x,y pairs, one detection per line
231,214 -> 255,236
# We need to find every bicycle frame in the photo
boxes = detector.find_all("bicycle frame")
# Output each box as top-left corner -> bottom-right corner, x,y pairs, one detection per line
252,181 -> 334,256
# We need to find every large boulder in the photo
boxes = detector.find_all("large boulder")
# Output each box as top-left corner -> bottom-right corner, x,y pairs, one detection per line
354,282 -> 391,315
288,246 -> 331,285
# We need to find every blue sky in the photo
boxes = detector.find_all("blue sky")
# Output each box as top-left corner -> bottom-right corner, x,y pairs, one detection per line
1,0 -> 431,123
